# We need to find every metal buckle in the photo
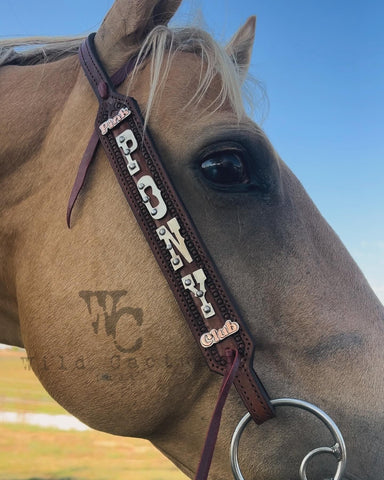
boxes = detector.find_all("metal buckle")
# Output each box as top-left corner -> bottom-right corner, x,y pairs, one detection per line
230,398 -> 347,480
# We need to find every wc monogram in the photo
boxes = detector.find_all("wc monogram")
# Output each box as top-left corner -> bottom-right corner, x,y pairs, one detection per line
113,125 -> 240,349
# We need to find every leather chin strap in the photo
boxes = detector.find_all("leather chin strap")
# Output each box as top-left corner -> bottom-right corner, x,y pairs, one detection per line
69,33 -> 274,477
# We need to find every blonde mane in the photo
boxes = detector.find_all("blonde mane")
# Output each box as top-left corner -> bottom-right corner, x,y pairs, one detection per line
127,25 -> 245,121
0,36 -> 84,65
128,25 -> 266,122
0,26 -> 265,121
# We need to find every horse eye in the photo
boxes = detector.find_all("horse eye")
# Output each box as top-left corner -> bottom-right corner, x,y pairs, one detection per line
200,152 -> 248,186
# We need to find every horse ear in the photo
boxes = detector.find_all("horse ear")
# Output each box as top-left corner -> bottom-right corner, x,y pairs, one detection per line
226,16 -> 256,82
94,0 -> 182,73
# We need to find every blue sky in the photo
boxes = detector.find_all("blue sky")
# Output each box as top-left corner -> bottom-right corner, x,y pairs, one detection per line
1,0 -> 383,303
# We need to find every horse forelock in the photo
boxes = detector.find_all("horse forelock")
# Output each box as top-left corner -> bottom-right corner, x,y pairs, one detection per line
126,25 -> 247,124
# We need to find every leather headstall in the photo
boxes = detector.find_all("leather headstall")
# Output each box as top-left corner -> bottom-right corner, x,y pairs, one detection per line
70,33 -> 274,427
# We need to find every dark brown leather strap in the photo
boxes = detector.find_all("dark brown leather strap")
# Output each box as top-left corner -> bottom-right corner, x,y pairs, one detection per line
194,349 -> 240,480
67,129 -> 99,227
74,34 -> 274,425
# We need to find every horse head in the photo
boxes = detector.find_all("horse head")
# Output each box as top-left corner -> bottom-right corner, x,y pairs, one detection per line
0,0 -> 382,478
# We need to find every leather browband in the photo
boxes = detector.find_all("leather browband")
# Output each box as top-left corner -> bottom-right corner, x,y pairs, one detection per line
74,33 -> 274,425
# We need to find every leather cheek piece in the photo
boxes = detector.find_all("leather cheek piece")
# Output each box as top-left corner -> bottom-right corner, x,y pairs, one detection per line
73,33 -> 275,425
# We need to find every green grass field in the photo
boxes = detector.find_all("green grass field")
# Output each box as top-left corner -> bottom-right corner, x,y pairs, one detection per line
0,350 -> 188,480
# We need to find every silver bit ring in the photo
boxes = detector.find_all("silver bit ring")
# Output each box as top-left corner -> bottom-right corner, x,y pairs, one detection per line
230,398 -> 347,480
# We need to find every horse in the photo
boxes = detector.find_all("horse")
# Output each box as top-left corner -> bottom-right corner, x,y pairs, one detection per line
0,0 -> 383,479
